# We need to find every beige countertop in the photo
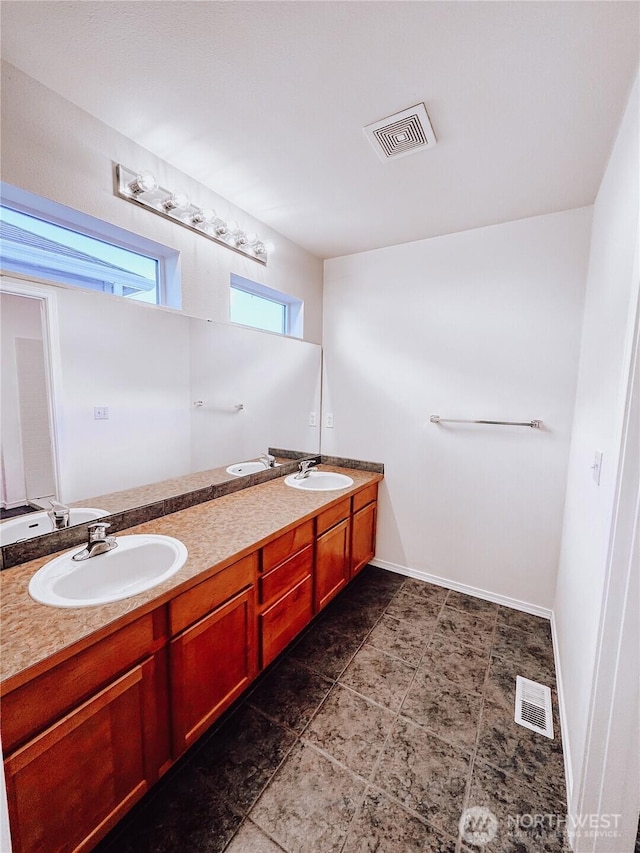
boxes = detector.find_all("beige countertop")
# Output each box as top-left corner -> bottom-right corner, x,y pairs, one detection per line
0,466 -> 381,689
68,462 -> 254,514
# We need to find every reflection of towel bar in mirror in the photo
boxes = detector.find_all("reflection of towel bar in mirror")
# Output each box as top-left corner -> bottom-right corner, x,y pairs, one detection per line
430,415 -> 542,429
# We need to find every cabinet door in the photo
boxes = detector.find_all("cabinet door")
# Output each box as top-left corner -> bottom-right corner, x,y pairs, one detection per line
4,661 -> 155,853
351,501 -> 377,577
170,587 -> 256,755
315,518 -> 350,611
260,575 -> 313,668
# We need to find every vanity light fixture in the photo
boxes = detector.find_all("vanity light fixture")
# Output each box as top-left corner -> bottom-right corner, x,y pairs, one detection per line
115,164 -> 271,265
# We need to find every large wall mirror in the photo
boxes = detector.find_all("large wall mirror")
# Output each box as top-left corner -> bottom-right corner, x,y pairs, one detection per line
0,275 -> 322,545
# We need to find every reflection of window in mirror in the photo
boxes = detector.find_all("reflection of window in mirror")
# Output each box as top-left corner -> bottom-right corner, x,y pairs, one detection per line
0,183 -> 181,307
230,273 -> 303,338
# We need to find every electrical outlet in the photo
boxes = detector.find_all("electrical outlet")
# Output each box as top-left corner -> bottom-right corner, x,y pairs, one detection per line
309,412 -> 317,427
325,413 -> 334,428
94,407 -> 109,420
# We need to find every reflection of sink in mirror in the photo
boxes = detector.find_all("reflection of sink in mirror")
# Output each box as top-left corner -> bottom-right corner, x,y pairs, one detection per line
284,471 -> 354,491
28,534 -> 188,608
0,507 -> 109,547
226,461 -> 281,477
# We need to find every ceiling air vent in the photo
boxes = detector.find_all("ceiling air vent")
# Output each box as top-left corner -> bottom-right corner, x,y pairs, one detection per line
515,676 -> 554,739
364,103 -> 437,162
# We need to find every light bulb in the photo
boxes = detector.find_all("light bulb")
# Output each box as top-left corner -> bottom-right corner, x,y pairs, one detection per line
227,220 -> 240,234
191,208 -> 216,226
128,171 -> 157,195
245,232 -> 258,246
263,241 -> 275,254
253,241 -> 266,255
213,218 -> 228,236
234,231 -> 248,246
162,191 -> 190,212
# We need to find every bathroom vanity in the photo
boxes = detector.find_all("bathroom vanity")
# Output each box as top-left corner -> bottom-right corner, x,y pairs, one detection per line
0,467 -> 380,853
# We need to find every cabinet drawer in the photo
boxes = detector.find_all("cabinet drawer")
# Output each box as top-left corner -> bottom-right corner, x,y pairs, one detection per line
1,611 -> 163,754
260,576 -> 313,668
352,483 -> 378,513
259,544 -> 313,606
316,497 -> 350,535
169,552 -> 257,635
262,520 -> 314,573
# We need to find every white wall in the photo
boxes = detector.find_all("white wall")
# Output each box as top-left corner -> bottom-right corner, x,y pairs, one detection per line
554,71 -> 639,845
53,287 -> 192,502
0,62 -> 323,342
190,320 -> 321,470
323,207 -> 591,610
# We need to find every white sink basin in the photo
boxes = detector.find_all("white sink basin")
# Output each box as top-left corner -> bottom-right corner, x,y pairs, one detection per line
284,471 -> 354,491
0,507 -> 109,547
28,534 -> 188,608
226,461 -> 280,476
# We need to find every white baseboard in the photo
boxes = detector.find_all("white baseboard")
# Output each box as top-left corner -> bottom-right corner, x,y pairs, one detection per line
369,557 -> 553,620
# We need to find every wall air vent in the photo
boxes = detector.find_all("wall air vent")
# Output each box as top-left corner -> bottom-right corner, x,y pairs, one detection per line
515,676 -> 554,739
363,102 -> 437,162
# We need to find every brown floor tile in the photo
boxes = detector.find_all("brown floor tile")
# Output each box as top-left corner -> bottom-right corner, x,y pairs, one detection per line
419,634 -> 491,694
401,578 -> 450,605
303,684 -> 395,778
400,670 -> 483,751
342,788 -> 457,853
475,698 -> 566,802
367,613 -> 429,665
496,607 -> 553,640
385,588 -> 443,626
374,716 -> 470,839
250,742 -> 365,852
466,760 -> 569,852
97,763 -> 244,853
339,643 -> 416,711
485,654 -> 557,711
289,620 -> 363,679
194,705 -> 296,812
446,590 -> 499,617
434,606 -> 496,653
224,820 -> 286,852
248,658 -> 333,734
492,621 -> 555,681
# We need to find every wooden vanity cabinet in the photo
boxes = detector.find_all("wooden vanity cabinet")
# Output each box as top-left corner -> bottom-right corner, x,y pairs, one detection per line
315,498 -> 351,611
169,553 -> 257,756
1,474 -> 380,853
2,611 -> 170,853
351,483 -> 378,577
258,521 -> 313,668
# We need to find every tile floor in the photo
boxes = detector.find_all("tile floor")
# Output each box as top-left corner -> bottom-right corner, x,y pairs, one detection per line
96,566 -> 569,853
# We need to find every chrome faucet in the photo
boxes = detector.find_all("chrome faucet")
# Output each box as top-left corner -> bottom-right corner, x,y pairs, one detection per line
295,459 -> 318,480
48,500 -> 70,530
259,453 -> 276,469
72,522 -> 118,561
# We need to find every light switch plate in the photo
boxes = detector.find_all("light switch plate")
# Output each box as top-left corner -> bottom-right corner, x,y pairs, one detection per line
592,451 -> 603,485
94,407 -> 109,420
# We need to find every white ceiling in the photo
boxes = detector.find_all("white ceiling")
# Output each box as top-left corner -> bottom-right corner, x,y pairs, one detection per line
1,1 -> 638,259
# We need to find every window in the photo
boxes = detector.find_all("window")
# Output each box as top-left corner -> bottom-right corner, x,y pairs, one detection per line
230,274 -> 303,337
0,183 -> 180,307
